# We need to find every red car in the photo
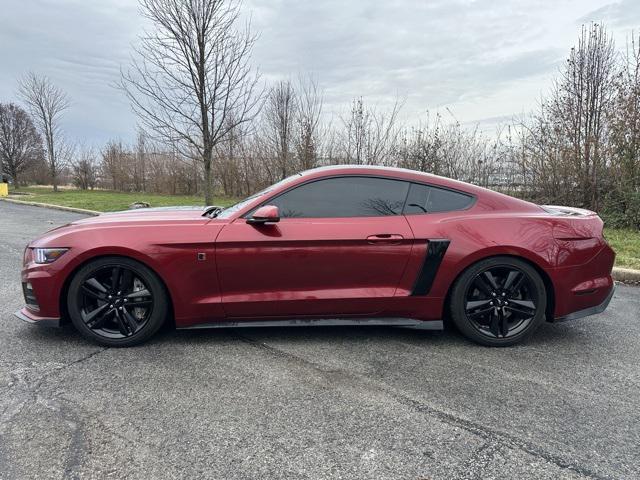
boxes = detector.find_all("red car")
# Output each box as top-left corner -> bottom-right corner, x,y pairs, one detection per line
16,166 -> 615,347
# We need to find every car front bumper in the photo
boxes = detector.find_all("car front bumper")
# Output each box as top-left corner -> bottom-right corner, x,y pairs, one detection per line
14,307 -> 61,328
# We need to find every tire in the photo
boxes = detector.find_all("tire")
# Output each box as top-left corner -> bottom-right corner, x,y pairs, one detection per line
67,256 -> 168,347
449,256 -> 547,347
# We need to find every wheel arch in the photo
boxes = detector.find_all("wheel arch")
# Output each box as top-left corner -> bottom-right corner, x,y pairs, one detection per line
59,253 -> 176,327
443,253 -> 556,323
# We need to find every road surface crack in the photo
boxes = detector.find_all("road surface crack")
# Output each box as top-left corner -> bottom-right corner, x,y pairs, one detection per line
0,348 -> 108,479
235,333 -> 611,480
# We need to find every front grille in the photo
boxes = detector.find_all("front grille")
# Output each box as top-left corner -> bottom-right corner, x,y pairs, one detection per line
22,282 -> 39,311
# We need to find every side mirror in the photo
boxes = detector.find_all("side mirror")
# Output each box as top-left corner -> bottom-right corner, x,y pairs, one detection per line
247,205 -> 280,225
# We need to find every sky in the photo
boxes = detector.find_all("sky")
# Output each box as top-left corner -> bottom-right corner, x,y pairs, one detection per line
1,0 -> 639,146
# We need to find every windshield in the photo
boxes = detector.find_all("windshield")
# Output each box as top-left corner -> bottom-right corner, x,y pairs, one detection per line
216,173 -> 303,219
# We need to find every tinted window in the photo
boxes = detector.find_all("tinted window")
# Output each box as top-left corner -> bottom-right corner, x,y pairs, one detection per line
218,173 -> 303,219
403,183 -> 473,214
266,176 -> 410,218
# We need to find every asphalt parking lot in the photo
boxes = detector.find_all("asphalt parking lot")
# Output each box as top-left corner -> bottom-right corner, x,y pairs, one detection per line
1,201 -> 639,480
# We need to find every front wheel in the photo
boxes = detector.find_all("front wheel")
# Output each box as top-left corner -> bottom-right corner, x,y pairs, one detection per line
450,257 -> 547,347
67,256 -> 168,347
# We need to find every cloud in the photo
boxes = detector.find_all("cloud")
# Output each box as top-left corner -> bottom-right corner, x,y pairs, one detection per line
244,0 -> 600,122
0,0 -> 636,144
580,0 -> 640,27
0,0 -> 139,145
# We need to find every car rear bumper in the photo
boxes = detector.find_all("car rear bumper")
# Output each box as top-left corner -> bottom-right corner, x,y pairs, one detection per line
553,284 -> 615,322
14,307 -> 61,328
550,241 -> 616,319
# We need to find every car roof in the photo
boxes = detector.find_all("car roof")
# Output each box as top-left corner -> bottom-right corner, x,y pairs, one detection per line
297,165 -> 485,195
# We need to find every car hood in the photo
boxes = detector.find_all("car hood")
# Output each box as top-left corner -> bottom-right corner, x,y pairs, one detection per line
29,206 -> 227,247
72,206 -> 211,225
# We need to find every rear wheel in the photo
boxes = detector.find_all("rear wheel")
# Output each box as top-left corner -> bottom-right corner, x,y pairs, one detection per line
450,257 -> 547,346
67,256 -> 168,347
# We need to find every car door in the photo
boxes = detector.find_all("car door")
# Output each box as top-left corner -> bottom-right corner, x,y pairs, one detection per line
215,176 -> 415,318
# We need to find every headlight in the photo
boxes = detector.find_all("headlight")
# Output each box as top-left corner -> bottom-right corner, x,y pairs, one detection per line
23,246 -> 32,266
33,248 -> 69,264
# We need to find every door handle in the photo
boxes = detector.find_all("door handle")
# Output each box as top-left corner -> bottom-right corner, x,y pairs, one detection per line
366,234 -> 404,244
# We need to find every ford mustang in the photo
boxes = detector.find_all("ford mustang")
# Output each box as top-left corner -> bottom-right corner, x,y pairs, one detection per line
16,165 -> 615,347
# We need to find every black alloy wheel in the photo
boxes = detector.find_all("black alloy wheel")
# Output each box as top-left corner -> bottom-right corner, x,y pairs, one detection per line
67,257 -> 168,347
450,257 -> 547,346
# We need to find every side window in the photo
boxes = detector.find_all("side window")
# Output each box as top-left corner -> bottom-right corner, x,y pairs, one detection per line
267,177 -> 410,218
403,183 -> 473,214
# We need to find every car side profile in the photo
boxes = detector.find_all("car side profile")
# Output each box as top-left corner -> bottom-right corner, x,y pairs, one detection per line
16,165 -> 615,347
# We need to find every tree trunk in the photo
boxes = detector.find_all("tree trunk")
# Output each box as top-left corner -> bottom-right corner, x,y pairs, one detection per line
203,149 -> 213,206
51,163 -> 58,192
8,165 -> 19,187
47,136 -> 58,192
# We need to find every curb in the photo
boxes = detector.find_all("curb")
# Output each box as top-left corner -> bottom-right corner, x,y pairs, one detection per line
612,267 -> 640,283
0,197 -> 100,216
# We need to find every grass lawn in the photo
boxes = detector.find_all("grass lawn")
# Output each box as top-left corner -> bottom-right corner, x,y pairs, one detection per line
10,186 -> 238,213
604,228 -> 640,270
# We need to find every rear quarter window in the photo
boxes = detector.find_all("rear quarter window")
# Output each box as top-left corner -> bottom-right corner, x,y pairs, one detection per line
403,183 -> 474,214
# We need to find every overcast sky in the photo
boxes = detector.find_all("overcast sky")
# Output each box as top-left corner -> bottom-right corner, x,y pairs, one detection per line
1,0 -> 639,146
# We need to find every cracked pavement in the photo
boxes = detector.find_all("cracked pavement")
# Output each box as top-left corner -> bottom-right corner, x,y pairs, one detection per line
1,201 -> 639,479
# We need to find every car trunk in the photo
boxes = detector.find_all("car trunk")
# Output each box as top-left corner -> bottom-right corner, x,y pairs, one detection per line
540,205 -> 605,241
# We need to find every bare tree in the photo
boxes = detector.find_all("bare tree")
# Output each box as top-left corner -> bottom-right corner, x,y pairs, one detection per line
18,72 -> 71,191
134,129 -> 148,192
548,23 -> 617,209
396,112 -> 503,186
101,140 -> 128,191
397,112 -> 445,174
607,32 -> 640,225
71,147 -> 98,190
0,102 -> 44,186
294,75 -> 323,171
263,80 -> 297,179
121,0 -> 262,205
339,97 -> 402,165
215,112 -> 253,196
